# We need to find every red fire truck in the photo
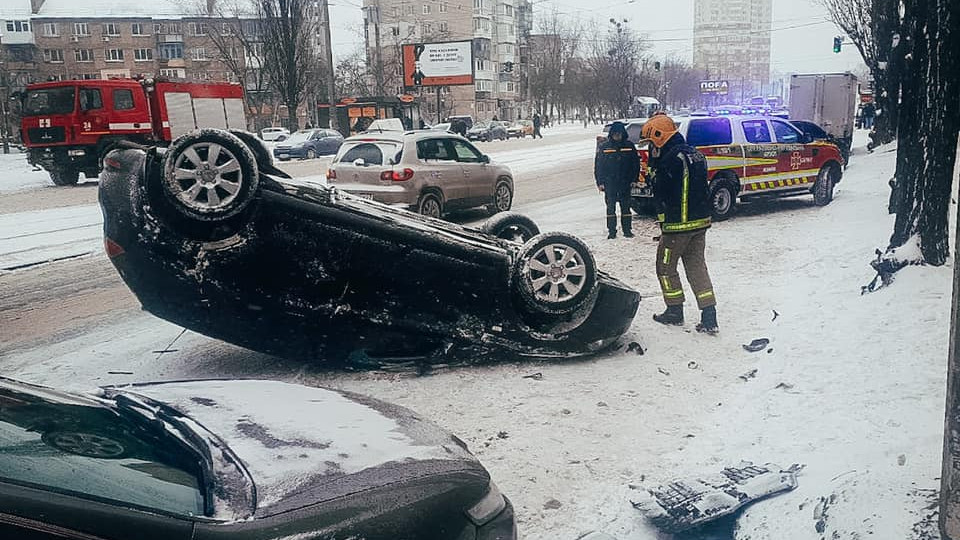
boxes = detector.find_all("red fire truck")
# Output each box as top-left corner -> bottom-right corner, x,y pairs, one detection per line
20,78 -> 246,186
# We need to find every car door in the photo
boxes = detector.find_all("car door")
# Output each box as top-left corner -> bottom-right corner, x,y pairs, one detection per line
415,138 -> 468,206
323,130 -> 343,154
771,119 -> 817,187
739,118 -> 780,193
448,138 -> 494,204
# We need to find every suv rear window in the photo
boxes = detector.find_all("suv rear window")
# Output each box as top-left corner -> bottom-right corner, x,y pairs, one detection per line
686,118 -> 732,146
340,143 -> 385,166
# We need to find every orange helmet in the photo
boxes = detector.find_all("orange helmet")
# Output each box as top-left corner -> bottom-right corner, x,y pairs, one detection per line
641,114 -> 679,148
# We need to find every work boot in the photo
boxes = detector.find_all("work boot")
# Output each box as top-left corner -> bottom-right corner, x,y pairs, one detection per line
653,305 -> 684,326
623,230 -> 635,238
696,306 -> 719,335
607,231 -> 617,239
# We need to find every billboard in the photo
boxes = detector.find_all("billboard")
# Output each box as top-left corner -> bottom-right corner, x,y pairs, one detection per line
699,80 -> 730,95
402,41 -> 474,88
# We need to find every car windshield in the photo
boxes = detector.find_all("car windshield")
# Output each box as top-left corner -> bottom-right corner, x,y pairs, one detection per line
0,387 -> 206,517
23,87 -> 75,116
285,130 -> 314,144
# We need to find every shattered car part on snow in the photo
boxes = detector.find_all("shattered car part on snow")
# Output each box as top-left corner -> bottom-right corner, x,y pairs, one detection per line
743,338 -> 771,352
98,129 -> 640,362
0,377 -> 516,539
634,461 -> 800,533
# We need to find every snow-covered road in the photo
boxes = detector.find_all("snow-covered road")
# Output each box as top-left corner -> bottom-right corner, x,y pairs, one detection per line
1,130 -> 953,540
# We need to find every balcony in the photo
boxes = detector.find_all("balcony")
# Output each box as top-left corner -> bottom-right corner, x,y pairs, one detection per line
159,34 -> 183,43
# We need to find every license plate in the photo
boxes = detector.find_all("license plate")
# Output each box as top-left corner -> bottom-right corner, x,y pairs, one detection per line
631,185 -> 652,197
357,193 -> 375,200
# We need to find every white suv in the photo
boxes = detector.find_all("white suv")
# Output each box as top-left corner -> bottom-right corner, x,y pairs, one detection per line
260,127 -> 290,142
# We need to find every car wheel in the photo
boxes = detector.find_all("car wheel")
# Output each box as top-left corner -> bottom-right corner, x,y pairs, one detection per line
710,177 -> 738,221
50,168 -> 80,186
306,148 -> 317,159
417,192 -> 443,218
486,178 -> 513,214
813,165 -> 837,206
480,211 -> 540,243
514,232 -> 598,316
161,130 -> 259,222
41,430 -> 128,459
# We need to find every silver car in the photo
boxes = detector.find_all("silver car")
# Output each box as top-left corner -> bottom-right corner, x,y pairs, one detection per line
326,132 -> 515,218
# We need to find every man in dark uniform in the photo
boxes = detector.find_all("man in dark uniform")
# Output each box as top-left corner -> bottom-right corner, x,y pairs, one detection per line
532,112 -> 543,138
594,121 -> 639,239
642,114 -> 718,334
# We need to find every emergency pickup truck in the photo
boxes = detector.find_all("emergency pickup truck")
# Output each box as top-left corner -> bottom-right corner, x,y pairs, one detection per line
20,78 -> 246,186
630,115 -> 845,220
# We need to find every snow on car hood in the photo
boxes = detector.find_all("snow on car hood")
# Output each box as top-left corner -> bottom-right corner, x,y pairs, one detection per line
111,380 -> 472,511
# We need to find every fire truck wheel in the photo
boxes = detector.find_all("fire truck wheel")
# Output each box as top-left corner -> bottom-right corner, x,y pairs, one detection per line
813,164 -> 838,206
50,169 -> 80,186
710,177 -> 739,221
162,130 -> 259,222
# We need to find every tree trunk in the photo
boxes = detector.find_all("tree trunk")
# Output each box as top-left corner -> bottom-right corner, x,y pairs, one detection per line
870,0 -> 902,145
888,0 -> 960,267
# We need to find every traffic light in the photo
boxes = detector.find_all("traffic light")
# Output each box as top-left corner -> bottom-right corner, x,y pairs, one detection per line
503,61 -> 514,72
654,61 -> 661,71
833,36 -> 842,53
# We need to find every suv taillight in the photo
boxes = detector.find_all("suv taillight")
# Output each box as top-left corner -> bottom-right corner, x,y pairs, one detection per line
391,168 -> 415,182
326,169 -> 336,180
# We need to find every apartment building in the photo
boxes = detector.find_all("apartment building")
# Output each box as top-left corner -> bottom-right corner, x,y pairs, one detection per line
362,0 -> 532,122
693,0 -> 772,102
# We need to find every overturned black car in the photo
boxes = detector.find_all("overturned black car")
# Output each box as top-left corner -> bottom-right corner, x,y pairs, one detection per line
98,129 -> 639,362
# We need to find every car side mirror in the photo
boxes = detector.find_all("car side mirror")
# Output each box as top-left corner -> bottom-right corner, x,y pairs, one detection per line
480,155 -> 490,164
353,158 -> 366,167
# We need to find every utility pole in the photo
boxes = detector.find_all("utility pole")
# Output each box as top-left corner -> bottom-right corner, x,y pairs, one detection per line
372,0 -> 384,97
0,32 -> 8,154
319,0 -> 338,131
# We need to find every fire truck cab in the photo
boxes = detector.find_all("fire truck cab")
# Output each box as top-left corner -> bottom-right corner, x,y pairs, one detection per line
21,78 -> 245,186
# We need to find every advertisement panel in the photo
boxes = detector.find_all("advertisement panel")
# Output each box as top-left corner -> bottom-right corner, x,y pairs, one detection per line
402,41 -> 474,87
699,80 -> 730,95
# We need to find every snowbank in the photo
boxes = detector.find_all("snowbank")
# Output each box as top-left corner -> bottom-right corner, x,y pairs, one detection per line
0,152 -> 97,194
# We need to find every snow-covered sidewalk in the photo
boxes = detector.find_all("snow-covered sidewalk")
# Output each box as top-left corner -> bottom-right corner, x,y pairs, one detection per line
0,204 -> 103,270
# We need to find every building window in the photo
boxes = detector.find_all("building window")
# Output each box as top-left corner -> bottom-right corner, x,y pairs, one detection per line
406,5 -> 414,15
439,2 -> 448,13
131,23 -> 146,36
5,20 -> 29,33
474,0 -> 483,9
390,26 -> 399,36
103,23 -> 120,36
105,48 -> 124,62
439,22 -> 448,32
502,4 -> 513,16
246,42 -> 263,58
73,23 -> 90,36
75,49 -> 94,62
476,80 -> 491,92
159,42 -> 183,59
221,22 -> 233,35
43,49 -> 64,63
160,68 -> 185,78
189,22 -> 207,36
476,59 -> 486,71
81,73 -> 99,80
474,18 -> 481,30
422,4 -> 431,14
134,48 -> 153,61
422,23 -> 432,34
168,23 -> 182,34
42,23 -> 58,37
154,23 -> 164,34
192,48 -> 207,61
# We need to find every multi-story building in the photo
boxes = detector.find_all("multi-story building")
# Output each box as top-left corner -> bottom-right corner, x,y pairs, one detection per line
362,0 -> 532,122
693,0 -> 771,103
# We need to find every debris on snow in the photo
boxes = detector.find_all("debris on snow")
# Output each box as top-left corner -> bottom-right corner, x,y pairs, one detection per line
743,338 -> 770,352
543,498 -> 563,510
772,309 -> 780,321
522,372 -> 544,380
687,361 -> 699,370
626,341 -> 645,355
739,369 -> 758,381
635,461 -> 800,533
657,367 -> 671,376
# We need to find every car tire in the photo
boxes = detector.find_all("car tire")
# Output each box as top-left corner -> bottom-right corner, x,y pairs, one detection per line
161,129 -> 259,222
417,192 -> 443,218
50,168 -> 80,186
514,232 -> 598,317
41,430 -> 129,459
486,178 -> 513,214
306,149 -> 317,159
813,164 -> 837,206
481,211 -> 540,243
710,177 -> 738,221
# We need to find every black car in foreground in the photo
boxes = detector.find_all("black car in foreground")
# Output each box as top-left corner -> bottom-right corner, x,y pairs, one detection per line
98,129 -> 639,362
0,377 -> 515,539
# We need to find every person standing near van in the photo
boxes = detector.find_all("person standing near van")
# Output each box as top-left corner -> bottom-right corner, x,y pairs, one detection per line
594,121 -> 638,239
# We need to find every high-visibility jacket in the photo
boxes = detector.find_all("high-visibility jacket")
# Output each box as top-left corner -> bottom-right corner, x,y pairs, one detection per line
651,134 -> 712,233
595,140 -> 641,191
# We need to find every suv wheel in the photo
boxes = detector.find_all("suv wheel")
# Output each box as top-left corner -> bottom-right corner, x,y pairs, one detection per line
710,177 -> 738,221
481,211 -> 539,243
514,232 -> 598,316
813,165 -> 837,206
487,179 -> 513,214
417,192 -> 443,218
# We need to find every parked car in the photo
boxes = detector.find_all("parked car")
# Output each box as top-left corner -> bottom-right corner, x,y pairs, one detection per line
98,129 -> 640,362
507,120 -> 534,138
328,131 -> 515,218
466,121 -> 508,142
272,128 -> 344,160
259,126 -> 290,142
595,118 -> 653,147
0,376 -> 517,540
447,115 -> 474,130
629,115 -> 845,220
428,122 -> 452,132
789,119 -> 850,165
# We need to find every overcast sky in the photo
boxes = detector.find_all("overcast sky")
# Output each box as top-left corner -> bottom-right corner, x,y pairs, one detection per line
328,0 -> 867,77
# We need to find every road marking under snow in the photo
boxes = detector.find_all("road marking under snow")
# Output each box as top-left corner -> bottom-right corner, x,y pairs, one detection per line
0,204 -> 104,271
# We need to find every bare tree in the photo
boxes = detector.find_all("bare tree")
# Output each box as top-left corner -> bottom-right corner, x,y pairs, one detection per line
528,10 -> 582,118
659,57 -> 702,109
335,48 -> 375,98
586,19 -> 647,118
259,0 -> 321,130
819,0 -> 902,145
